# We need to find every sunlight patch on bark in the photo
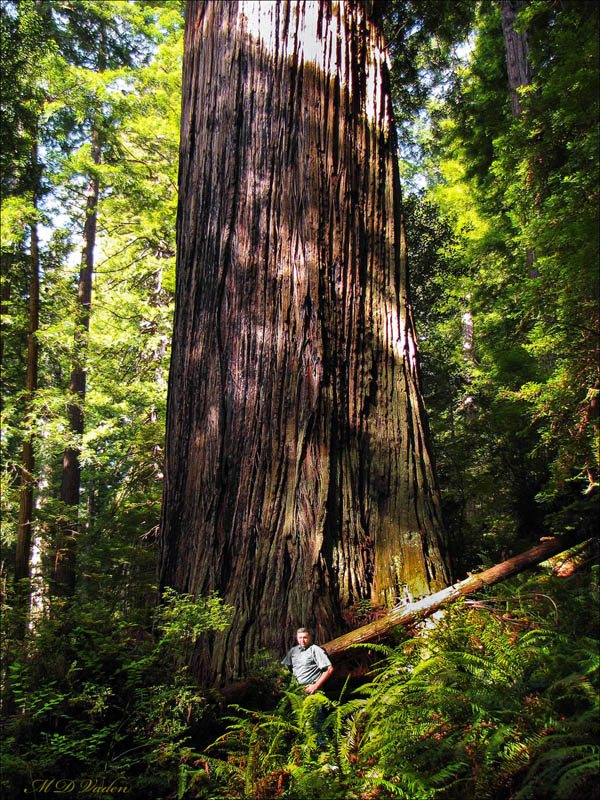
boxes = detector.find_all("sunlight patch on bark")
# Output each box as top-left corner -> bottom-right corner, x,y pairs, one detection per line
238,0 -> 386,128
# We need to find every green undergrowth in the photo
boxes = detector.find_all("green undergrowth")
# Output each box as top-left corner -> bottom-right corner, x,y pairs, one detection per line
183,566 -> 599,800
1,565 -> 598,800
0,589 -> 232,799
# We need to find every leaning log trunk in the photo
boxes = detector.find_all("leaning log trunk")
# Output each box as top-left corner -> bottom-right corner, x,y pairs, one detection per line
321,534 -> 589,658
160,0 -> 448,684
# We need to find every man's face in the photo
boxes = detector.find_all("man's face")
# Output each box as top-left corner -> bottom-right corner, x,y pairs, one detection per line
296,630 -> 311,649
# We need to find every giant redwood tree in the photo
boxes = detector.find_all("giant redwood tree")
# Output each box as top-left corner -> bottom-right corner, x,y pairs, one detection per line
160,0 -> 449,683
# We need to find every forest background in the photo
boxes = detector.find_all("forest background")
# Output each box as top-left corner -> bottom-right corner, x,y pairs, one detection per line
0,1 -> 598,799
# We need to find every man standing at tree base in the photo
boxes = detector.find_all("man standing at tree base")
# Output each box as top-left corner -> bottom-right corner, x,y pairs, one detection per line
282,628 -> 334,694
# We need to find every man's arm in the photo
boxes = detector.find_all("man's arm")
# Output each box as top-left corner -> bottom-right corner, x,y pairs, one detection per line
304,664 -> 334,695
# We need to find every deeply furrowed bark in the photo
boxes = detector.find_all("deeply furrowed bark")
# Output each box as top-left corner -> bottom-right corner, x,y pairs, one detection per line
160,0 -> 449,684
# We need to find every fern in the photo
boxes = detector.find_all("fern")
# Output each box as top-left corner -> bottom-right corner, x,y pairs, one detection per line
192,571 -> 598,800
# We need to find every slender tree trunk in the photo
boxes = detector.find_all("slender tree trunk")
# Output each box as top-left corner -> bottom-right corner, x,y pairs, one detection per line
160,0 -> 448,684
14,144 -> 41,626
500,0 -> 531,118
53,129 -> 101,598
0,267 -> 10,372
500,0 -> 537,274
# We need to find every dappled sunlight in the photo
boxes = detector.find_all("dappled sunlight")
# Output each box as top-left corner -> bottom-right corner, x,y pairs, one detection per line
162,0 -> 448,682
237,0 -> 387,128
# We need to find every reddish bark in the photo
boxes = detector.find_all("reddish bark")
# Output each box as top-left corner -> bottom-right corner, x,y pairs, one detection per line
500,0 -> 531,117
160,0 -> 448,683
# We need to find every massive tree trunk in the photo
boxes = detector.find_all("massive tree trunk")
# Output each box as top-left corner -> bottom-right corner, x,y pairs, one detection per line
53,128 -> 101,598
160,0 -> 448,684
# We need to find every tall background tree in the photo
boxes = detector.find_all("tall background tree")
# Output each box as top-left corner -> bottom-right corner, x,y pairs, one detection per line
408,0 -> 599,570
1,0 -> 181,625
0,0 -> 48,629
159,0 -> 449,683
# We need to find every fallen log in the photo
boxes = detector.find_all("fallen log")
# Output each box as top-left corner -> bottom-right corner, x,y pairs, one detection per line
322,535 -> 592,659
548,538 -> 599,578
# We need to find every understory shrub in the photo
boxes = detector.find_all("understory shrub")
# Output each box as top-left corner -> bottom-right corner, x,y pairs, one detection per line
183,566 -> 599,800
0,590 -> 232,799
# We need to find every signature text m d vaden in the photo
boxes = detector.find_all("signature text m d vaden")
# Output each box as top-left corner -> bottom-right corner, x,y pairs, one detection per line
27,778 -> 129,795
